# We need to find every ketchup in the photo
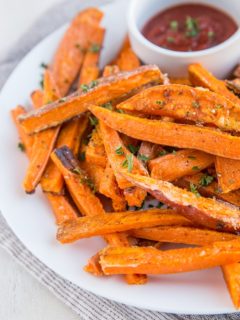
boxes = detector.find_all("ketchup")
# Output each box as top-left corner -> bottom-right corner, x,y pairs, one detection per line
142,4 -> 238,52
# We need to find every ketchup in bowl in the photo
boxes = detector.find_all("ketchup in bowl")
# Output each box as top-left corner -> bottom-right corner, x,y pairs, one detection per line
142,4 -> 238,52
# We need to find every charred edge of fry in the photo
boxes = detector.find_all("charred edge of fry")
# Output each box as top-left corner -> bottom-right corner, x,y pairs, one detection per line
53,145 -> 79,172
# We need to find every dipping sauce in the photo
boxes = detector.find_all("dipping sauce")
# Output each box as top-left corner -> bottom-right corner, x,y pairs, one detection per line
142,4 -> 238,52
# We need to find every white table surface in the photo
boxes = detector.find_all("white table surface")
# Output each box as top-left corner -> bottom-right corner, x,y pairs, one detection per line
0,0 -> 81,318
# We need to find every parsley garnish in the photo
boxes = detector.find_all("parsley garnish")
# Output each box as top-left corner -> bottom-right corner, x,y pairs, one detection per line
126,154 -> 134,172
157,202 -> 164,208
102,102 -> 113,110
89,80 -> 99,89
40,62 -> 48,69
122,159 -> 128,168
78,152 -> 86,161
115,146 -> 124,155
59,97 -> 67,103
170,20 -> 178,31
192,101 -> 200,108
208,31 -> 215,39
81,84 -> 89,93
72,168 -> 82,175
185,16 -> 199,37
190,183 -> 200,197
116,109 -> 125,114
18,142 -> 25,152
156,100 -> 166,107
89,116 -> 98,126
167,36 -> 175,43
159,150 -> 168,156
81,176 -> 96,193
138,154 -> 149,163
128,144 -> 139,155
199,174 -> 214,187
40,78 -> 44,89
89,43 -> 101,53
192,166 -> 200,171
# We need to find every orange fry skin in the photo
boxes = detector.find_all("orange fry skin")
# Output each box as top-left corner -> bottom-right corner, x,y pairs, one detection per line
89,106 -> 240,160
122,173 -> 240,233
149,149 -> 214,181
222,263 -> 240,309
99,239 -> 240,275
18,65 -> 162,134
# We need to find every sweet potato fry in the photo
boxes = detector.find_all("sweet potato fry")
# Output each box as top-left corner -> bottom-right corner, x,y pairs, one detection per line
188,63 -> 240,194
170,77 -> 191,86
46,193 -> 78,225
80,162 -> 105,192
23,70 -> 60,193
149,149 -> 214,181
11,106 -> 33,157
122,173 -> 240,232
85,126 -> 106,167
222,263 -> 240,309
215,157 -> 240,193
177,173 -> 240,208
51,146 -> 147,284
51,146 -> 104,216
89,106 -> 240,160
138,142 -> 163,163
19,65 -> 162,134
99,239 -> 240,275
188,63 -> 240,105
52,8 -> 104,96
99,162 -> 127,211
132,226 -> 237,246
31,90 -> 44,109
41,118 -> 80,194
115,37 -> 140,71
72,115 -> 89,157
57,209 -> 189,243
78,27 -> 105,85
116,84 -> 240,132
99,121 -> 148,207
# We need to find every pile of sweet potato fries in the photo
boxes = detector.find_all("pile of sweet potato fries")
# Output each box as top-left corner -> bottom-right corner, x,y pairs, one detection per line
11,8 -> 240,308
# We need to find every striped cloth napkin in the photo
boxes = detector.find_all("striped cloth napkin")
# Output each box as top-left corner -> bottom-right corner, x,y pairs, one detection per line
0,0 -> 238,319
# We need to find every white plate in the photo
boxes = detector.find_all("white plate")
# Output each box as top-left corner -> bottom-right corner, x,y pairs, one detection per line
0,0 -> 237,315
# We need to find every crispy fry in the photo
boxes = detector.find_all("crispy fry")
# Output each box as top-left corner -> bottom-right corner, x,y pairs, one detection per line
23,70 -> 60,193
99,239 -> 240,275
222,263 -> 240,309
81,162 -> 105,192
215,157 -> 240,193
99,162 -> 127,211
132,226 -> 237,246
149,149 -> 214,181
46,193 -> 78,225
170,77 -> 191,85
138,142 -> 163,163
122,173 -> 240,232
188,63 -> 240,194
52,8 -> 104,96
41,118 -> 80,194
177,173 -> 240,208
19,65 -> 162,134
115,37 -> 140,71
90,106 -> 240,160
31,90 -> 44,109
78,27 -> 105,85
85,126 -> 106,167
57,209 -> 188,243
51,146 -> 147,284
188,63 -> 240,105
11,106 -> 33,157
72,115 -> 89,157
116,84 -> 240,132
51,146 -> 105,216
99,121 -> 148,207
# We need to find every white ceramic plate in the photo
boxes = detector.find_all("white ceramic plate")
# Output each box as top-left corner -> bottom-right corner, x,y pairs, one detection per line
0,0 -> 237,315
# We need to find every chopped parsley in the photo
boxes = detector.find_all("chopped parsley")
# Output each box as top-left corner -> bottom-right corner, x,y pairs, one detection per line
81,176 -> 96,193
71,167 -> 82,175
116,109 -> 125,114
192,166 -> 200,171
137,154 -> 149,163
89,43 -> 101,53
89,116 -> 98,126
185,16 -> 199,37
190,183 -> 200,197
40,78 -> 44,89
122,154 -> 134,172
89,80 -> 99,89
159,150 -> 168,156
40,62 -> 48,69
18,142 -> 25,152
115,146 -> 124,155
157,202 -> 164,208
59,97 -> 67,103
128,144 -> 139,155
78,152 -> 86,161
170,20 -> 178,31
208,31 -> 215,39
192,101 -> 200,108
80,84 -> 89,93
167,36 -> 175,43
156,100 -> 166,107
102,102 -> 113,110
199,174 -> 214,187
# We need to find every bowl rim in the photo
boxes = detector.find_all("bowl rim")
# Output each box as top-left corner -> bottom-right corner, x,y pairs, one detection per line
128,0 -> 240,58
